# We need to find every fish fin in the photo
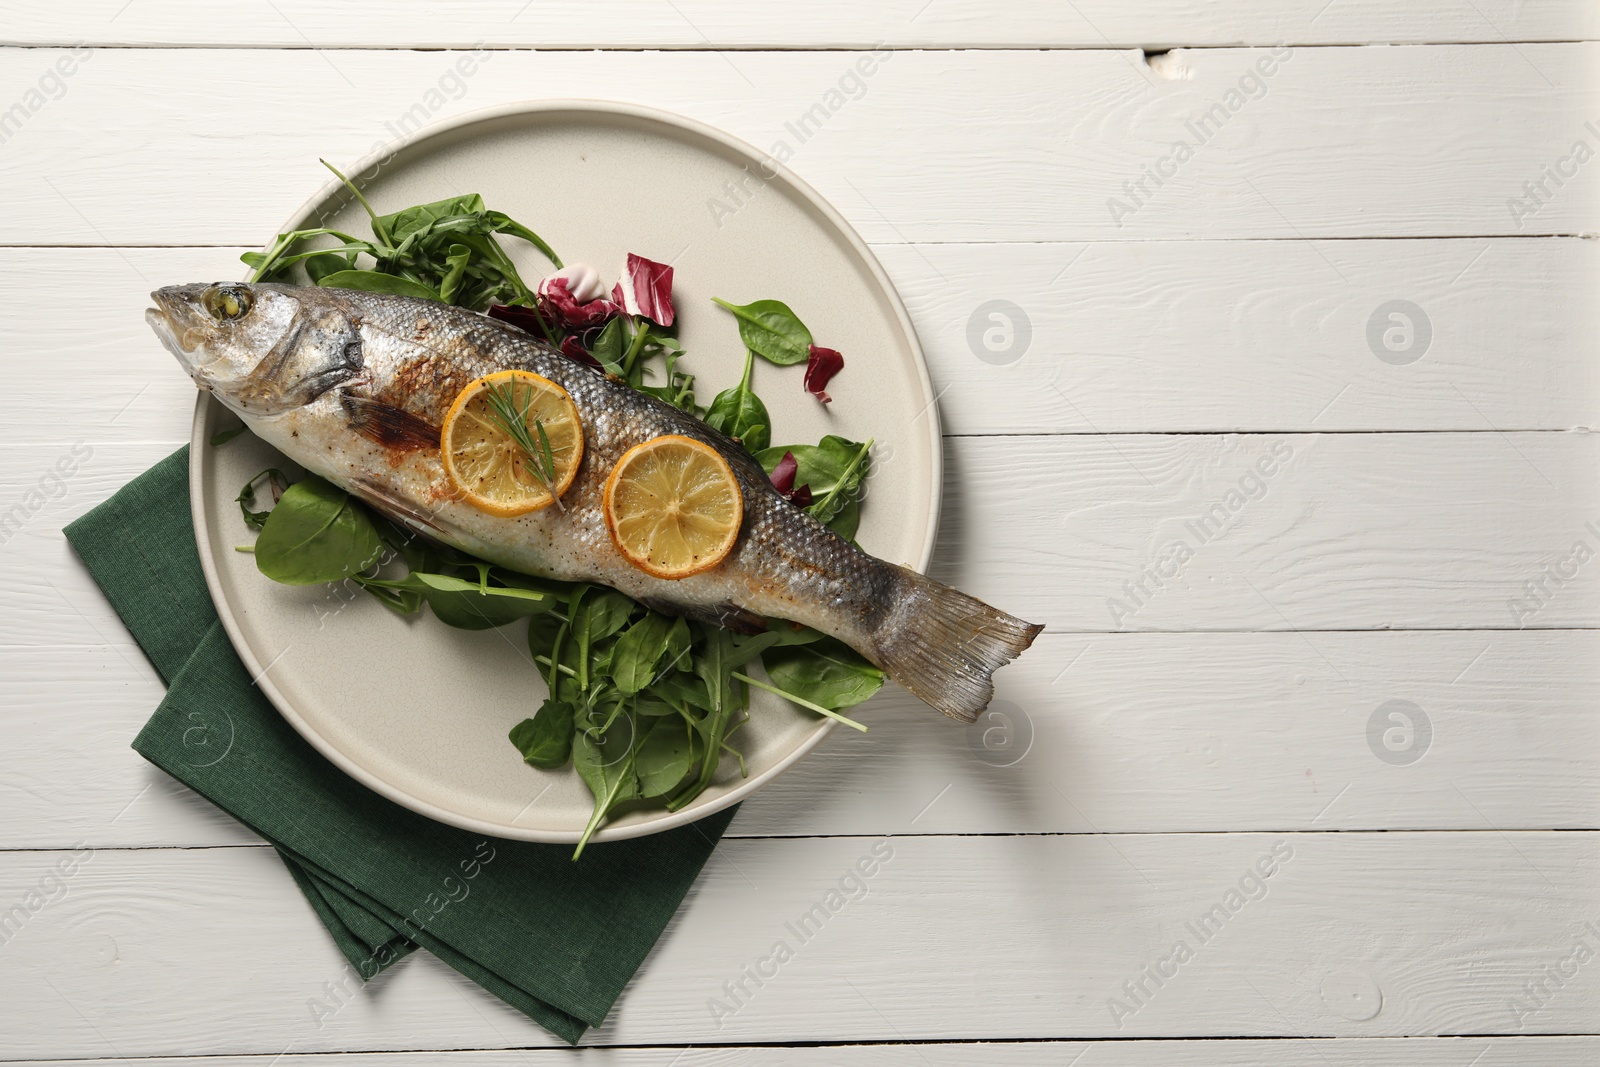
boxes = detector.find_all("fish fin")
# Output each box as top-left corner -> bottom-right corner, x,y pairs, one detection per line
870,566 -> 1042,723
639,597 -> 769,636
341,392 -> 441,452
349,477 -> 446,536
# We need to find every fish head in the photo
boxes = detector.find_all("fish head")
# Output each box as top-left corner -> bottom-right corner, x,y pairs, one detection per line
148,282 -> 363,415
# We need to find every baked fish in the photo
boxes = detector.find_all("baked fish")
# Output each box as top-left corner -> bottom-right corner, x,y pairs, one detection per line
148,282 -> 1040,720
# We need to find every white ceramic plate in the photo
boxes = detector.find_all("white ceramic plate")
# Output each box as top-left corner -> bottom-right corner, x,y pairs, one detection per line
188,100 -> 939,843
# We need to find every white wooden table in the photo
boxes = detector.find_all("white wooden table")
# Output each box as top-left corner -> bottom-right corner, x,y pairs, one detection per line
3,3 -> 1598,1063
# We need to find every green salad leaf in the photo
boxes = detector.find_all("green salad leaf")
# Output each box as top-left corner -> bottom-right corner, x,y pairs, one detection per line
253,476 -> 383,585
510,698 -> 575,769
755,435 -> 873,539
711,297 -> 813,365
762,636 -> 885,711
705,349 -> 771,454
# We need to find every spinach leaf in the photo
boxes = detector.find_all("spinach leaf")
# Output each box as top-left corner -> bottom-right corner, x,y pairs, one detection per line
661,616 -> 693,673
636,715 -> 698,798
211,424 -> 248,447
573,719 -> 642,858
711,297 -> 813,366
632,692 -> 683,717
609,612 -> 675,694
649,670 -> 712,713
727,630 -> 783,670
764,621 -> 826,647
823,493 -> 861,541
755,435 -> 872,534
704,349 -> 770,453
303,250 -> 353,285
580,590 -> 636,646
509,697 -> 575,769
254,476 -> 383,585
762,636 -> 885,710
358,571 -> 553,630
590,316 -> 627,376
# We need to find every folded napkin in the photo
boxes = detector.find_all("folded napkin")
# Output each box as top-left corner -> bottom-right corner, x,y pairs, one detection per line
65,446 -> 735,1044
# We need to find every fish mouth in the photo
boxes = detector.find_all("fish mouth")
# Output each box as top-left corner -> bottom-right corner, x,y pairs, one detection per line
146,292 -> 213,375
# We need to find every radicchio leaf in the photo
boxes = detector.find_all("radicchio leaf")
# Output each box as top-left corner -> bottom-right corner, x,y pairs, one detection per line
612,253 -> 676,327
538,276 -> 619,329
488,303 -> 552,335
768,450 -> 813,508
804,344 -> 844,403
560,336 -> 603,370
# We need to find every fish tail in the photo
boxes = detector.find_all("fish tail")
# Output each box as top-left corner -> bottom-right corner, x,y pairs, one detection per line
868,565 -> 1043,722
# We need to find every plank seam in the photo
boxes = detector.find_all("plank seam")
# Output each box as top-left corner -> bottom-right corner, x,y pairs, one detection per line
2,235 -> 1595,250
3,828 -> 1595,856
2,1033 -> 1597,1063
0,41 -> 1595,52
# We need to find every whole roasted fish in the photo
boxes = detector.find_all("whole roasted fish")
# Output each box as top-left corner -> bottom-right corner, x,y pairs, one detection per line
148,282 -> 1040,720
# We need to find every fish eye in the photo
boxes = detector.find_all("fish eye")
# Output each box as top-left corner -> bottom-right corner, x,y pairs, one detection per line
202,284 -> 254,322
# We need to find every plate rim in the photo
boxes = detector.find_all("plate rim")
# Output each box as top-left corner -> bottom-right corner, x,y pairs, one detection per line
188,97 -> 942,843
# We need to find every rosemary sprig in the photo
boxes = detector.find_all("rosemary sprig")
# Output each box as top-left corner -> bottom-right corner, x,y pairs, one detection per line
482,377 -> 568,514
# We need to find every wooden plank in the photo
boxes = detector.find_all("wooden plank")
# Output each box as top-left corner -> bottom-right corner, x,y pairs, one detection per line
882,238 -> 1600,435
1,835 -> 1593,1056
929,431 -> 1600,632
1,45 -> 1596,245
8,1037 -> 1600,1065
5,1 -> 1597,49
11,431 -> 1599,648
7,629 -> 1596,850
6,240 -> 1595,445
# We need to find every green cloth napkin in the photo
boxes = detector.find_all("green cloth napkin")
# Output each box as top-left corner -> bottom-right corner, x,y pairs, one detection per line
64,446 -> 736,1044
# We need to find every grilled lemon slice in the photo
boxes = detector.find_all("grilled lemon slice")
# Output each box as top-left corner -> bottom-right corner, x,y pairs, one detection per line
441,370 -> 583,516
604,435 -> 742,578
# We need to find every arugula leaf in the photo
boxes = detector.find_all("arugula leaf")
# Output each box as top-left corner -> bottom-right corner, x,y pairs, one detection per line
485,210 -> 563,271
667,627 -> 746,811
374,193 -> 486,245
711,297 -> 813,365
316,270 -> 439,300
437,243 -> 473,305
245,173 -> 559,312
254,476 -> 383,585
235,467 -> 288,529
